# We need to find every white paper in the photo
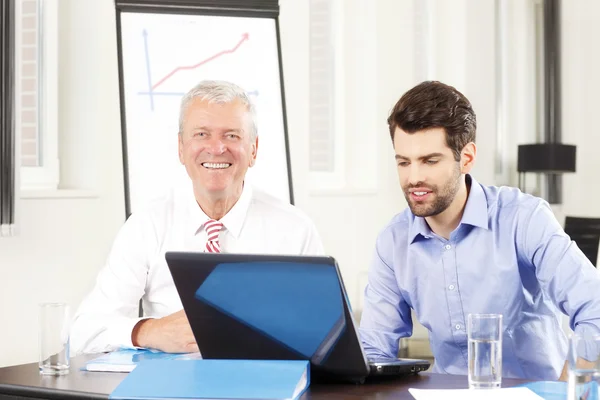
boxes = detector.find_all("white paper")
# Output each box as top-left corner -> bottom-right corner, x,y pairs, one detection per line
408,387 -> 545,400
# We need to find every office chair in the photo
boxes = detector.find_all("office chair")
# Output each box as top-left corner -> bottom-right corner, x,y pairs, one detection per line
564,216 -> 600,267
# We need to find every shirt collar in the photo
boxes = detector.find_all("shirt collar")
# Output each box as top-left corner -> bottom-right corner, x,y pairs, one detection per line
408,216 -> 433,244
187,182 -> 253,239
408,174 -> 489,244
459,175 -> 489,231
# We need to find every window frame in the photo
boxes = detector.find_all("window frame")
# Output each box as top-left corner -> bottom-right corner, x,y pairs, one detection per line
17,0 -> 60,192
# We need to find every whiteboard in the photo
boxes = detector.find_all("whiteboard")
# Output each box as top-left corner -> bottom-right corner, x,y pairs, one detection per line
118,12 -> 291,215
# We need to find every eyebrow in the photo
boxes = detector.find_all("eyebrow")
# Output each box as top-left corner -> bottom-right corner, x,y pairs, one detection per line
395,152 -> 445,161
190,126 -> 243,134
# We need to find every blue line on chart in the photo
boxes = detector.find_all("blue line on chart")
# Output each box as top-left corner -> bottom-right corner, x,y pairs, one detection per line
142,29 -> 154,111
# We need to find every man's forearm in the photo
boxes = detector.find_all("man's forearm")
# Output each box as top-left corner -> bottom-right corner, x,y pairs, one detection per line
131,319 -> 154,348
558,357 -> 597,381
559,361 -> 569,381
128,310 -> 199,353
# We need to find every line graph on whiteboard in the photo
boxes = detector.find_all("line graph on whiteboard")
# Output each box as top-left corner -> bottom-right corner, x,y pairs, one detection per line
118,12 -> 291,213
137,30 -> 259,111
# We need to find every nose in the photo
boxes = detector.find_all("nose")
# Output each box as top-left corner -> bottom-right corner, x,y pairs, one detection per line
205,137 -> 226,155
406,164 -> 426,187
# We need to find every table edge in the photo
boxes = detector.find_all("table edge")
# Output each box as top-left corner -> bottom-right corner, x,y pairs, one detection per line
0,382 -> 107,400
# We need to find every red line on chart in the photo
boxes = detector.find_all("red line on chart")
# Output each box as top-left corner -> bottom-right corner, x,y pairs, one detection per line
151,33 -> 250,91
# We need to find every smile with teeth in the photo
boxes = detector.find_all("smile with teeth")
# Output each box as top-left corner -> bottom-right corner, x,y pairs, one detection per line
202,162 -> 231,169
410,190 -> 432,201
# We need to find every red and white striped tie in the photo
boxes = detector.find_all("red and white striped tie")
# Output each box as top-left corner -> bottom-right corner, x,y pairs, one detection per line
204,219 -> 223,253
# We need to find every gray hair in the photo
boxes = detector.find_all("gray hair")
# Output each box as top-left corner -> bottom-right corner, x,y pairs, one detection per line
178,80 -> 258,140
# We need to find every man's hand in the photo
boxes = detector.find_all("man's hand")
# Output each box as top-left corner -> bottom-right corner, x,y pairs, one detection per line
559,358 -> 597,381
131,310 -> 199,353
559,361 -> 569,381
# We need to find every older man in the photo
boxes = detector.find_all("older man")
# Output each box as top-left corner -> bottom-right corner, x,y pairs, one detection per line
71,80 -> 324,355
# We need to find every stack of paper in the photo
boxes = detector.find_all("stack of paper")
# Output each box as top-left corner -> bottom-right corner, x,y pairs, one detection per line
84,349 -> 201,372
409,387 -> 545,400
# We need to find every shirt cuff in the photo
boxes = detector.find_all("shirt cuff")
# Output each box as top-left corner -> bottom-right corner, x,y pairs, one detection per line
113,317 -> 155,350
573,322 -> 600,337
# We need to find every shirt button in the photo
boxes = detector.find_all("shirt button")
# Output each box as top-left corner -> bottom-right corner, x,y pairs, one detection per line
448,284 -> 455,290
455,324 -> 461,330
445,244 -> 452,250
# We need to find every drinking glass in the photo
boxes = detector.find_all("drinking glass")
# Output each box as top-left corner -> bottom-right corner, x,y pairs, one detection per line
467,313 -> 502,389
39,302 -> 70,375
567,333 -> 600,400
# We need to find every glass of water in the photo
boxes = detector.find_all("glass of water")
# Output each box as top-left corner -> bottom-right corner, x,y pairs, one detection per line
568,333 -> 600,400
39,302 -> 70,375
467,313 -> 502,389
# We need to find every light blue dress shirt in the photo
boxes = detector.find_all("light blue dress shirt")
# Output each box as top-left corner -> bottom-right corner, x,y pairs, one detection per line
359,175 -> 600,380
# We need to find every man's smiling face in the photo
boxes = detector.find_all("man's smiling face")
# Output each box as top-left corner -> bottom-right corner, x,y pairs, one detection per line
394,127 -> 462,217
178,98 -> 258,198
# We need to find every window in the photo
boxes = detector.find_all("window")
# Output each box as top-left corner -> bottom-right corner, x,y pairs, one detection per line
308,0 -> 377,193
308,0 -> 345,190
16,0 -> 59,191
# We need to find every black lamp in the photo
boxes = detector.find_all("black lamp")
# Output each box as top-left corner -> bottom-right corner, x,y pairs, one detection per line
517,143 -> 576,173
517,143 -> 576,197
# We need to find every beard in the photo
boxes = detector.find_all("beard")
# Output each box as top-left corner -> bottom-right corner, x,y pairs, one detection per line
403,164 -> 462,217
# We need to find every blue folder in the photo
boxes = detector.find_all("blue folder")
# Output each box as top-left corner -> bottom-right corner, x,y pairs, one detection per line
519,381 -> 598,400
518,381 -> 567,400
109,359 -> 310,400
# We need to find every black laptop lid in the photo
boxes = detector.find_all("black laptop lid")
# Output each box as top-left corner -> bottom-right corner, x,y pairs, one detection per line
165,252 -> 370,381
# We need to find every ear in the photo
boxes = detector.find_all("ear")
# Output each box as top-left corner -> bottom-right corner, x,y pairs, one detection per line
249,136 -> 259,167
460,142 -> 476,174
178,134 -> 184,165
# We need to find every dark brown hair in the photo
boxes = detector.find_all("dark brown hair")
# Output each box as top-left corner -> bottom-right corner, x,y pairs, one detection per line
387,81 -> 476,161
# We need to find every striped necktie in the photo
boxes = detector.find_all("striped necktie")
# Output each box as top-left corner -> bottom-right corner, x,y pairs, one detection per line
204,219 -> 223,253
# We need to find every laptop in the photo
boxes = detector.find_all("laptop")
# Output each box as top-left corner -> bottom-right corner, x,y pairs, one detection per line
165,252 -> 431,383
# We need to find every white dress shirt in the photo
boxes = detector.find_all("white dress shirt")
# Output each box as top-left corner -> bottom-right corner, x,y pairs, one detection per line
70,183 -> 324,355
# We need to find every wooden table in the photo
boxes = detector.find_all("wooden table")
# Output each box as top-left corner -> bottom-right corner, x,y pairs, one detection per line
0,356 -> 529,399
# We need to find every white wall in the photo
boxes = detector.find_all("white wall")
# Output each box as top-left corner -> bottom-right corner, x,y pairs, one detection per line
0,0 -> 124,367
561,0 -> 600,218
1,0 -> 599,368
